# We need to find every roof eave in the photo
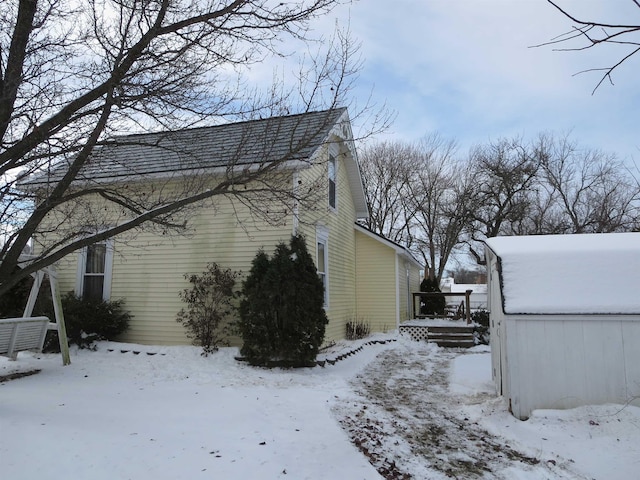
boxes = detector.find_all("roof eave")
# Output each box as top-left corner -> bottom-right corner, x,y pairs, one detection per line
355,223 -> 422,268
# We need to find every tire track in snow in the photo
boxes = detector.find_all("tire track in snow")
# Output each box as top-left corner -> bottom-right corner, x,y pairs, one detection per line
334,341 -> 591,479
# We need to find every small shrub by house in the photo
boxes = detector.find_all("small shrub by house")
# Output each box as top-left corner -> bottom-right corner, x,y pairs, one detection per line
0,268 -> 51,318
0,276 -> 131,350
48,293 -> 132,349
345,318 -> 371,340
176,262 -> 239,356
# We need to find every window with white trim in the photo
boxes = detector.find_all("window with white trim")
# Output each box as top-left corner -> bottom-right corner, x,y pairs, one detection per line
328,153 -> 337,210
76,240 -> 113,301
316,227 -> 329,308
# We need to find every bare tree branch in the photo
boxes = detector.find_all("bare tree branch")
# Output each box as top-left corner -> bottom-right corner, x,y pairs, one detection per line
358,134 -> 468,282
0,0 -> 392,296
538,0 -> 640,93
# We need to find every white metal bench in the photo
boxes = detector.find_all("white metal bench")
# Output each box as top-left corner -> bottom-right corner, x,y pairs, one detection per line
0,317 -> 51,360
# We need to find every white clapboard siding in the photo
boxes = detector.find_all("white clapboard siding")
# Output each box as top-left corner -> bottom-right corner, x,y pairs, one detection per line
505,316 -> 640,419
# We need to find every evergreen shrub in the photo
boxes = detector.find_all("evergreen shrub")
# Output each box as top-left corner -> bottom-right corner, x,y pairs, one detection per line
0,274 -> 130,350
238,235 -> 328,367
420,276 -> 446,316
59,293 -> 132,348
0,270 -> 51,318
471,309 -> 490,327
471,309 -> 490,345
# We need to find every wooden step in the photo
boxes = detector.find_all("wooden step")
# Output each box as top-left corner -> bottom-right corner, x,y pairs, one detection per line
426,326 -> 475,347
428,338 -> 476,348
428,333 -> 474,341
399,324 -> 476,348
426,326 -> 474,334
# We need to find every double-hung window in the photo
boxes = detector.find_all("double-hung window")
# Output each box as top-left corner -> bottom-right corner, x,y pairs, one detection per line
76,240 -> 113,301
328,153 -> 337,210
316,226 -> 329,308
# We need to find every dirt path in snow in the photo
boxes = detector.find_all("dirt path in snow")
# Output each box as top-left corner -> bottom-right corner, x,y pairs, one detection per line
333,342 -> 589,480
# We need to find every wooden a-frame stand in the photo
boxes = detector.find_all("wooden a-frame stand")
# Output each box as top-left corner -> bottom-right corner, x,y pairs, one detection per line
22,264 -> 71,366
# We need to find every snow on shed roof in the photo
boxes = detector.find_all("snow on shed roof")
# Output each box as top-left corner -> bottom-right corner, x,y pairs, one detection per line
485,233 -> 640,315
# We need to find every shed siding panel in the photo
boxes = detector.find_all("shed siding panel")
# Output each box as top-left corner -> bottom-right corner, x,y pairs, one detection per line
506,316 -> 640,419
560,320 -> 588,408
581,321 -> 626,404
622,322 -> 640,400
488,254 -> 505,396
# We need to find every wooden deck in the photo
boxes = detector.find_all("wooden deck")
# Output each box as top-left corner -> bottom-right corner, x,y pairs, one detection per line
412,291 -> 473,324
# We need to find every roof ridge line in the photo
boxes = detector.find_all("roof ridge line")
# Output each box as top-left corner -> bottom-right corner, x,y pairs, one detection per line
107,107 -> 347,141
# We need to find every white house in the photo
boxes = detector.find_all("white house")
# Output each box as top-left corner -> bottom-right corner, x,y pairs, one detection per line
485,232 -> 640,420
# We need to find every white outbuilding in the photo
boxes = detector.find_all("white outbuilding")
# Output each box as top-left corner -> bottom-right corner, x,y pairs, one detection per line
485,232 -> 640,420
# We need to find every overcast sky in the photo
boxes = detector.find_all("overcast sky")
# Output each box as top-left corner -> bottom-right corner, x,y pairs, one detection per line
305,0 -> 639,164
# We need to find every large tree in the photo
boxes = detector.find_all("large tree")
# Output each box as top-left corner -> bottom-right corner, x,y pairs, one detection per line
0,0 -> 375,296
359,135 -> 468,282
538,134 -> 640,234
406,135 -> 469,282
463,134 -> 640,264
463,137 -> 542,264
358,140 -> 418,245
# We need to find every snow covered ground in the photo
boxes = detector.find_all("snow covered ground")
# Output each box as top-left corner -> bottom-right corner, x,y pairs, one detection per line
1,335 -> 638,479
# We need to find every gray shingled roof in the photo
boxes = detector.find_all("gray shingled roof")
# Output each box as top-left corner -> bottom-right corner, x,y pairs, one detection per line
28,108 -> 347,184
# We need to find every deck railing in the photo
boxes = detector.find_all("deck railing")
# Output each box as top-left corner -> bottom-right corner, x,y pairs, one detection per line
411,290 -> 473,324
